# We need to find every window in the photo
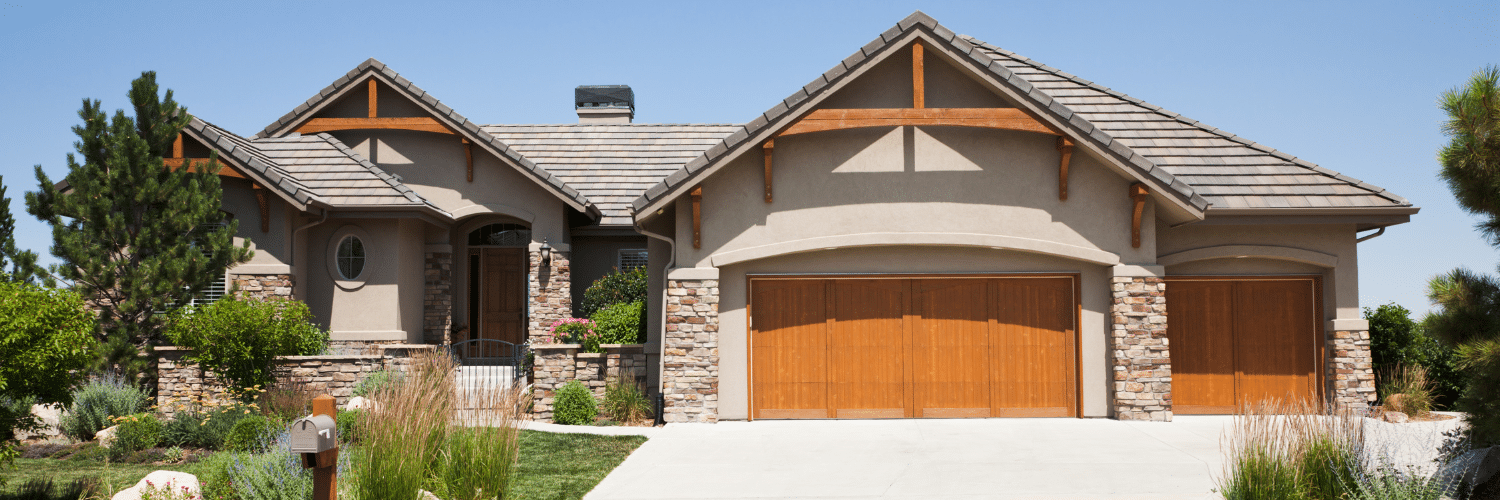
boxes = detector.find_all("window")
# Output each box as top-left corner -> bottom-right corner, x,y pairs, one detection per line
337,236 -> 366,280
618,249 -> 648,271
468,223 -> 530,247
188,222 -> 229,306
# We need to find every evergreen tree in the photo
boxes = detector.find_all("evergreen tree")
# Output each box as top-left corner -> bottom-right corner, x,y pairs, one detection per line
1425,66 -> 1500,445
26,72 -> 252,382
0,176 -> 44,283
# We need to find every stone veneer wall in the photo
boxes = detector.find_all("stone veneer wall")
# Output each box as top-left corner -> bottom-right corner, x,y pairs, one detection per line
1110,276 -> 1172,422
424,251 -> 454,345
1328,330 -> 1377,410
661,279 -> 719,423
229,274 -> 293,299
528,251 -> 571,343
530,344 -> 649,422
155,344 -> 435,418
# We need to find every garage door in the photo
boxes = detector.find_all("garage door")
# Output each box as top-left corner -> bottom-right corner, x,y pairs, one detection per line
750,276 -> 1077,419
1166,277 -> 1321,414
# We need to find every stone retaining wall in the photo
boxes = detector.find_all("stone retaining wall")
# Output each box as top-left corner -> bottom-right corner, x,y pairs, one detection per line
1110,276 -> 1172,422
662,279 -> 719,423
531,344 -> 649,422
155,344 -> 436,418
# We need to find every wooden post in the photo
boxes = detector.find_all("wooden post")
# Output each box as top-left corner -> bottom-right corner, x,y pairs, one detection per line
368,79 -> 378,118
763,140 -> 774,203
690,186 -> 703,249
311,394 -> 337,500
912,43 -> 925,109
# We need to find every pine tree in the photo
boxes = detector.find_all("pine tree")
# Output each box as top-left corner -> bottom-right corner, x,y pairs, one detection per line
1426,66 -> 1500,446
26,72 -> 252,382
0,176 -> 44,283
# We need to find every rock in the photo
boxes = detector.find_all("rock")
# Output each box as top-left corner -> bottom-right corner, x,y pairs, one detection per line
110,470 -> 200,500
344,396 -> 379,411
10,404 -> 62,441
1383,411 -> 1410,423
418,489 -> 440,500
95,425 -> 120,448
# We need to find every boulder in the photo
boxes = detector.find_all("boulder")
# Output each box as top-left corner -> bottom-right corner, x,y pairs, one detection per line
110,470 -> 200,500
10,404 -> 62,441
1383,411 -> 1409,424
95,425 -> 119,448
344,396 -> 379,411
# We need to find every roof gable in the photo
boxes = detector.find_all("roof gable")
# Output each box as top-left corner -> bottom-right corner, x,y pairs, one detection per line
253,59 -> 597,216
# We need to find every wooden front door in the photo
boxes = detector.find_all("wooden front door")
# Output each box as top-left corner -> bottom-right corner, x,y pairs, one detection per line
750,276 -> 1077,419
1168,277 -> 1321,414
477,248 -> 525,353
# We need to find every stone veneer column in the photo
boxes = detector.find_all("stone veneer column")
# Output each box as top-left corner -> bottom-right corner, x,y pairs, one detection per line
229,274 -> 294,299
1328,328 -> 1376,410
1110,269 -> 1172,422
662,275 -> 719,423
424,251 -> 453,345
528,250 -> 572,343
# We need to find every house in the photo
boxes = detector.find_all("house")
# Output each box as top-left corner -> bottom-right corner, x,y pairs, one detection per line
179,11 -> 1412,423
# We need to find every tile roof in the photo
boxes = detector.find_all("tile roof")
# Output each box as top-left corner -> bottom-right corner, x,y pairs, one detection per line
252,58 -> 594,214
483,124 -> 740,226
629,11 -> 1412,218
961,37 -> 1410,211
191,119 -> 447,215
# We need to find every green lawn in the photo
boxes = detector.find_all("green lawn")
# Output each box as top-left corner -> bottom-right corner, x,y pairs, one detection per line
511,430 -> 648,500
4,430 -> 646,500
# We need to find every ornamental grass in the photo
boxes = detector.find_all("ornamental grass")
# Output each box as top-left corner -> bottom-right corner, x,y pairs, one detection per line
1218,398 -> 1363,500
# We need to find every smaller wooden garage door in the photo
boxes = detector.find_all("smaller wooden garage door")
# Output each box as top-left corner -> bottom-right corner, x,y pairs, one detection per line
751,276 -> 1077,419
1167,277 -> 1321,414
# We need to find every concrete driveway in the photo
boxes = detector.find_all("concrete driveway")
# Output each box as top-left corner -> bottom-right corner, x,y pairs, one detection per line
586,417 -> 1234,500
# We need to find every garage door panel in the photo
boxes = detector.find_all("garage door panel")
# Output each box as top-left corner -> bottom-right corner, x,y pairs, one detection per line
1234,280 -> 1318,406
831,280 -> 907,415
751,280 -> 830,418
992,278 -> 1075,415
1169,280 -> 1236,413
912,279 -> 990,416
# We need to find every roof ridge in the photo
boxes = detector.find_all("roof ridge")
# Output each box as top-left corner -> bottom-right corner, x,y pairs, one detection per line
958,36 -> 1409,207
314,133 -> 449,214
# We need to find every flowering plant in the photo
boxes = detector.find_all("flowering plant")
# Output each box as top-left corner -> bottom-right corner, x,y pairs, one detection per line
546,318 -> 606,352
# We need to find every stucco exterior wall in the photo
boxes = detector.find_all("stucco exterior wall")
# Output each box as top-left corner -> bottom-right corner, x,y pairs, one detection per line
303,218 -> 427,342
222,180 -> 291,272
711,246 -> 1112,420
570,235 -> 649,307
1156,223 -> 1359,322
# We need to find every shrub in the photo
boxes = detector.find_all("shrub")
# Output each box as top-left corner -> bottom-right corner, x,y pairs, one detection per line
0,281 -> 96,440
591,301 -> 645,345
223,415 -> 280,453
256,381 -> 314,422
162,405 -> 250,450
578,266 -> 647,319
602,377 -> 652,424
108,413 -> 162,458
1366,303 -> 1464,408
165,297 -> 329,401
58,374 -> 148,441
335,409 -> 361,445
553,380 -> 598,426
351,370 -> 401,398
546,318 -> 598,346
195,433 -> 314,500
1381,364 -> 1436,418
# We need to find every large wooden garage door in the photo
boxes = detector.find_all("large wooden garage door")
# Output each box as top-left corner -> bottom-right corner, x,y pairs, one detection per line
751,276 -> 1076,419
1167,277 -> 1321,414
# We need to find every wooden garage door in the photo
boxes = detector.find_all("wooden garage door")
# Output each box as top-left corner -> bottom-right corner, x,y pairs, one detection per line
751,276 -> 1076,419
1167,277 -> 1321,414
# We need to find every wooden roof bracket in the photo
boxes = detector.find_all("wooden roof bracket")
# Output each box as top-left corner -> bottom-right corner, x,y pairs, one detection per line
691,186 -> 703,249
763,140 -> 774,202
252,184 -> 270,233
368,79 -> 378,118
912,43 -> 925,109
1130,183 -> 1149,248
463,138 -> 473,182
1057,137 -> 1074,201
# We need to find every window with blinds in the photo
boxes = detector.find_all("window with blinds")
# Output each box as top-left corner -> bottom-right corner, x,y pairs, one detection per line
618,249 -> 648,271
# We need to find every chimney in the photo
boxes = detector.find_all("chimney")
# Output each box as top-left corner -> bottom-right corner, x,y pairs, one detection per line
575,85 -> 634,124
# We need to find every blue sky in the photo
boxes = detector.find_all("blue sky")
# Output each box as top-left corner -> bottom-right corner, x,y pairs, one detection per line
1,1 -> 1497,315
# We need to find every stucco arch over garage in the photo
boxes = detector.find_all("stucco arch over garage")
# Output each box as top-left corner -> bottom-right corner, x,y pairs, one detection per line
708,232 -> 1122,267
1158,244 -> 1339,269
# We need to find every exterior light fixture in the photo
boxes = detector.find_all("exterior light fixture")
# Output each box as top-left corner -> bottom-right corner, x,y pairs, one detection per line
541,239 -> 553,266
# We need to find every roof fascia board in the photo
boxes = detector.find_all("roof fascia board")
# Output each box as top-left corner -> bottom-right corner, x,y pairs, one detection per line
1206,207 -> 1420,217
179,125 -> 313,212
1191,214 -> 1412,227
325,208 -> 449,227
632,25 -> 1204,223
258,69 -> 593,214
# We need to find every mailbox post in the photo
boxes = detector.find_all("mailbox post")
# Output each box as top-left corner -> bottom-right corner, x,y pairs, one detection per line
290,395 -> 338,500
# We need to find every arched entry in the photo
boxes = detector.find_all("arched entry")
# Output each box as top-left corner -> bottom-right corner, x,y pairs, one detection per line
467,223 -> 529,352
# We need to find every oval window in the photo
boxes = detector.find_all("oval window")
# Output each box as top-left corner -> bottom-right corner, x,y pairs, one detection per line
337,236 -> 365,280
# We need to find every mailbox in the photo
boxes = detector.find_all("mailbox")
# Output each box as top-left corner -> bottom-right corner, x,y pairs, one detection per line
289,414 -> 337,454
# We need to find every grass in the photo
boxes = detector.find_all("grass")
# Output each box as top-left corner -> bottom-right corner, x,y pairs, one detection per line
510,430 -> 647,500
2,457 -> 200,496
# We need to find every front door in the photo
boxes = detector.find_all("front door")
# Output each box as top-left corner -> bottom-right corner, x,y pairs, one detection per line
477,247 -> 526,354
